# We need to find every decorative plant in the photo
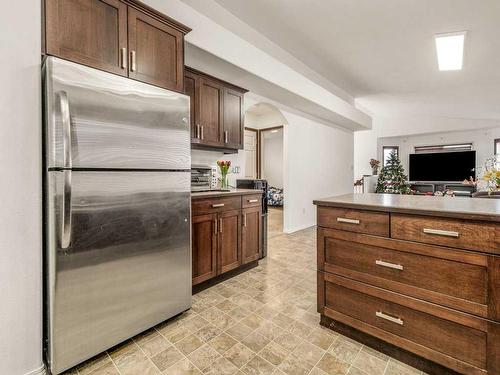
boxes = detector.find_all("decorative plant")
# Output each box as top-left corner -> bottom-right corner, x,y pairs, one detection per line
375,152 -> 412,194
217,160 -> 231,189
369,158 -> 380,175
479,155 -> 500,192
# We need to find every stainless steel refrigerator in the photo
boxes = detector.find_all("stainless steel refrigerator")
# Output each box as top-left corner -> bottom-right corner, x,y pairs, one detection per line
43,57 -> 192,374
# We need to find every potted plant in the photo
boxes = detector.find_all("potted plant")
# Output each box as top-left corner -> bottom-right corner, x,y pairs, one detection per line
370,158 -> 380,175
479,155 -> 500,193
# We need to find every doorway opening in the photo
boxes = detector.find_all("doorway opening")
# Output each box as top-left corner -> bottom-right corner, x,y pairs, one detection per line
244,102 -> 287,239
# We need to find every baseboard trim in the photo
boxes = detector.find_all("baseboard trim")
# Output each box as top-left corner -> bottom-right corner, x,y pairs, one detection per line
283,223 -> 315,234
25,364 -> 46,375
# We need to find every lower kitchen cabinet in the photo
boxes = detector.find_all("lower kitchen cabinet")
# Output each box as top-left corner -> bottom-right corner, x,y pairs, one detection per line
219,210 -> 241,274
192,213 -> 218,285
191,193 -> 262,286
241,206 -> 262,264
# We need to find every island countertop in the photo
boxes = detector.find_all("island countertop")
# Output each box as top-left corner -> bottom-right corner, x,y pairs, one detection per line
313,193 -> 500,222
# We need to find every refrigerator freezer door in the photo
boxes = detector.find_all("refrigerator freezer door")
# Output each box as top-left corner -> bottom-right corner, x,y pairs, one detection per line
44,57 -> 190,170
46,170 -> 191,374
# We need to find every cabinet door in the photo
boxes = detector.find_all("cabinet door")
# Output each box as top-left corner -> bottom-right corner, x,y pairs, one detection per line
218,210 -> 241,274
184,70 -> 200,142
241,206 -> 262,264
223,88 -> 244,149
128,8 -> 184,92
192,213 -> 218,285
199,78 -> 224,146
45,0 -> 128,76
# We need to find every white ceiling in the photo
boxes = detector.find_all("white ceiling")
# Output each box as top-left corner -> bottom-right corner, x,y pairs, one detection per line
213,0 -> 500,120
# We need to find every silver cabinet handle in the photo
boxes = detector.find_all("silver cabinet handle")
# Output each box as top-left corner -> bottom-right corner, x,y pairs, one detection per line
243,213 -> 247,227
376,260 -> 403,271
200,125 -> 204,140
224,130 -> 228,143
212,203 -> 225,208
196,124 -> 201,139
423,228 -> 459,238
61,170 -> 72,249
376,311 -> 404,326
219,218 -> 223,233
248,199 -> 258,203
58,91 -> 72,169
120,47 -> 127,69
130,50 -> 137,72
213,219 -> 217,234
337,217 -> 360,225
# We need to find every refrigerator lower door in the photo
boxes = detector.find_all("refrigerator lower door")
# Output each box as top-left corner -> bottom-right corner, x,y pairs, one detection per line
45,171 -> 191,374
44,56 -> 190,170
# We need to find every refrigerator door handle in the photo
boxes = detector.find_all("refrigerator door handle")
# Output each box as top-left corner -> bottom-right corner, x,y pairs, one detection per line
58,91 -> 73,169
61,170 -> 72,249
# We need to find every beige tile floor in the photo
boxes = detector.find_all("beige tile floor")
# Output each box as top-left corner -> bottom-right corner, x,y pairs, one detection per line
63,208 -> 424,375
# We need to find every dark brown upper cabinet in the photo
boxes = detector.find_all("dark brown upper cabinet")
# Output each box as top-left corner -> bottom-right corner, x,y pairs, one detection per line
44,0 -> 190,92
184,70 -> 198,142
184,67 -> 248,152
45,0 -> 128,76
198,77 -> 224,147
223,88 -> 244,149
128,8 -> 184,92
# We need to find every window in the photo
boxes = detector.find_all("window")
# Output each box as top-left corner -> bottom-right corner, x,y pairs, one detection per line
414,143 -> 472,154
382,146 -> 399,166
495,139 -> 500,155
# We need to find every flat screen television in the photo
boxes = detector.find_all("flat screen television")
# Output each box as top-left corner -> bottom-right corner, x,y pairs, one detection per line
409,151 -> 476,182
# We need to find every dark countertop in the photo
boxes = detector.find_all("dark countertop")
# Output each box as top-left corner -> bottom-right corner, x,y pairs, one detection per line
313,193 -> 500,222
191,188 -> 263,199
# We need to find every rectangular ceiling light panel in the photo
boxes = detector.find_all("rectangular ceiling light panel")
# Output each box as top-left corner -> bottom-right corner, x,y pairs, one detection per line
435,31 -> 466,71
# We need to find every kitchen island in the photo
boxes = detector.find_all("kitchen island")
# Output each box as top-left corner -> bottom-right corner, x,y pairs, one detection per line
314,193 -> 500,375
192,189 -> 263,288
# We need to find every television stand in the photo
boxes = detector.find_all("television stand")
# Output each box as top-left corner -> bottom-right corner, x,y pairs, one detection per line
409,182 -> 476,197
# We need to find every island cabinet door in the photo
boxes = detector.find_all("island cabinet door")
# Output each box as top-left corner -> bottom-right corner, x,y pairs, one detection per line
198,77 -> 224,147
192,213 -> 218,285
45,0 -> 128,76
127,8 -> 184,92
218,210 -> 241,274
241,206 -> 262,265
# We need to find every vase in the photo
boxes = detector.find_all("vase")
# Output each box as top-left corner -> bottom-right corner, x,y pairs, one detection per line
372,167 -> 379,175
220,173 -> 228,189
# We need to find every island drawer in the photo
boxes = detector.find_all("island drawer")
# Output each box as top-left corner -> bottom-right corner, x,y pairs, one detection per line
317,206 -> 389,237
317,228 -> 498,319
242,194 -> 262,208
391,214 -> 499,254
319,272 -> 492,375
192,196 -> 241,214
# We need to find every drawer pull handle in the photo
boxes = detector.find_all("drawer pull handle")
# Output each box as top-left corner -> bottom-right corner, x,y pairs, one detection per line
212,203 -> 225,208
248,199 -> 258,203
337,217 -> 360,225
423,228 -> 459,238
376,311 -> 404,326
376,260 -> 403,270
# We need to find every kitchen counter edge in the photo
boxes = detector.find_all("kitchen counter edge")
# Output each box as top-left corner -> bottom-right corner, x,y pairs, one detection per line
313,193 -> 500,223
191,189 -> 263,199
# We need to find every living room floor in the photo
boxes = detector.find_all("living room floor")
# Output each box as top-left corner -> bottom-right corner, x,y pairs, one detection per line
64,227 -> 424,375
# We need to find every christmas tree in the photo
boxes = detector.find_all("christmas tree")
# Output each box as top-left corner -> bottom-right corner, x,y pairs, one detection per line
375,151 -> 412,194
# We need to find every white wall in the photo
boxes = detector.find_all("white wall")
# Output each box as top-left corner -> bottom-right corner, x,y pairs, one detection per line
353,114 -> 500,180
283,110 -> 354,233
261,131 -> 284,188
378,126 -> 500,176
0,1 -> 43,375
